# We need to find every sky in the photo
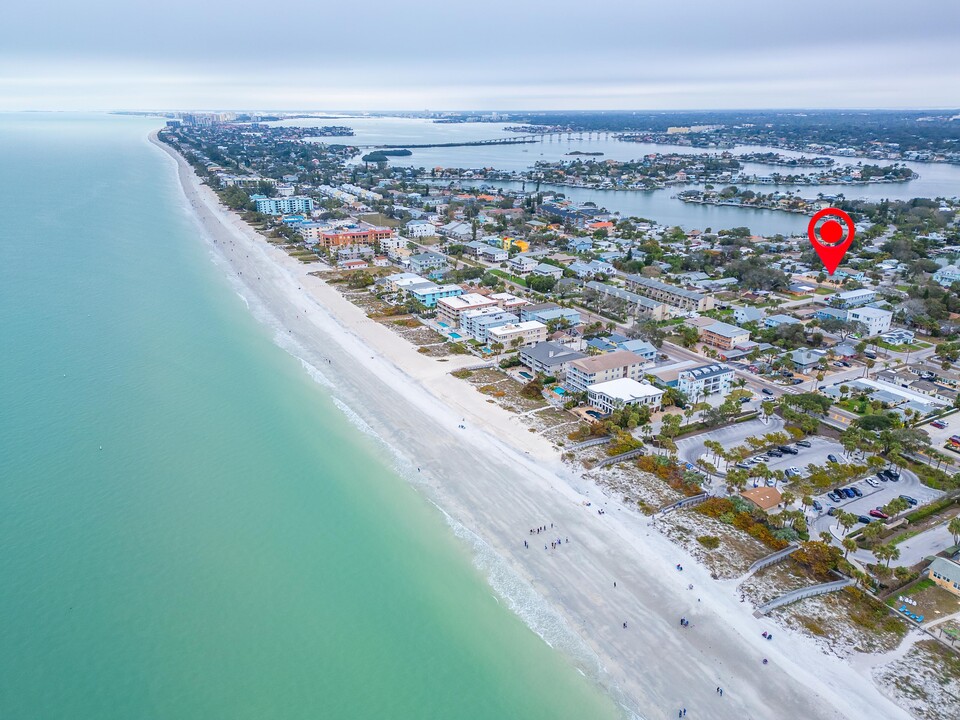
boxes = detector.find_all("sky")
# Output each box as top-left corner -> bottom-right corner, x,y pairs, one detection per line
3,0 -> 959,111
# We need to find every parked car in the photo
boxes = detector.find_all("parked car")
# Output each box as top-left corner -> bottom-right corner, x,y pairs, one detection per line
858,515 -> 873,524
786,466 -> 801,477
827,454 -> 840,464
762,388 -> 774,396
791,378 -> 804,385
931,420 -> 947,429
899,494 -> 918,506
739,396 -> 752,404
736,462 -> 750,469
850,486 -> 863,498
812,500 -> 823,511
843,488 -> 856,499
796,440 -> 812,448
870,508 -> 890,519
879,468 -> 901,482
767,450 -> 783,458
865,477 -> 879,488
839,360 -> 851,367
828,506 -> 837,515
778,445 -> 799,455
877,473 -> 888,482
827,491 -> 840,502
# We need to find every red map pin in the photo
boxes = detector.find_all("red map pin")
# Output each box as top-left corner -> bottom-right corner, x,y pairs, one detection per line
808,208 -> 855,275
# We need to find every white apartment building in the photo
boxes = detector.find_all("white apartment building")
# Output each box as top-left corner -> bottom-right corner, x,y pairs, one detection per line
436,293 -> 499,327
847,306 -> 893,336
487,321 -> 548,348
587,378 -> 664,415
676,364 -> 734,399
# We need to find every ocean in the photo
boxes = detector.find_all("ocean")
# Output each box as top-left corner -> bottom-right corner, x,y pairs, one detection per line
0,113 -> 620,719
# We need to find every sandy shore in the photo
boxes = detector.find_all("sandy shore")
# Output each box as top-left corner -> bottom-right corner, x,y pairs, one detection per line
151,132 -> 912,720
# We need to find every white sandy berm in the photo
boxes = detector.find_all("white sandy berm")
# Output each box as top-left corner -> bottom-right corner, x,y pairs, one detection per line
153,132 -> 911,720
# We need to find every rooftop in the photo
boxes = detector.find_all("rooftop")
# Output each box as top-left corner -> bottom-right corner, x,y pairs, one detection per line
569,350 -> 646,374
587,378 -> 662,401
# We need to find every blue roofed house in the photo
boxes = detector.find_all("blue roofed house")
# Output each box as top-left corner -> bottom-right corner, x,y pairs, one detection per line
733,305 -> 766,325
617,339 -> 658,363
763,314 -> 802,329
788,348 -> 827,371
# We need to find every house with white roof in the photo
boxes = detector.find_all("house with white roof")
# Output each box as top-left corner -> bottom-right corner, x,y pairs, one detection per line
587,378 -> 663,414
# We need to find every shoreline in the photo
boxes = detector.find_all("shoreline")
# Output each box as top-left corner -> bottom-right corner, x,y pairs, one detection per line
150,130 -> 913,720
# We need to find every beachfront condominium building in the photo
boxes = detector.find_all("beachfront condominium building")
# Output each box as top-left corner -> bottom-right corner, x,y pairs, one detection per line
487,321 -> 548,349
587,378 -> 664,415
519,341 -> 587,380
489,292 -> 528,312
565,350 -> 648,394
251,195 -> 315,215
847,306 -> 893,336
698,321 -> 751,351
624,275 -> 715,312
460,309 -> 519,343
319,226 -> 395,248
584,281 -> 668,321
406,282 -> 463,309
436,293 -> 499,327
676,364 -> 734,399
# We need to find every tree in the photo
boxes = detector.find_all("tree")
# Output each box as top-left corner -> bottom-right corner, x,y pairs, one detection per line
874,543 -> 900,568
949,516 -> 960,547
528,275 -> 557,293
842,537 -> 858,558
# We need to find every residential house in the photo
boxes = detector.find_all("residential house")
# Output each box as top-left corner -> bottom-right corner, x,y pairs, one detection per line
509,254 -> 539,276
533,263 -> 564,280
933,264 -> 960,287
617,339 -> 658,363
788,348 -> 827,371
733,306 -> 766,325
926,557 -> 960,596
409,251 -> 449,278
763,314 -> 802,329
587,378 -> 664,415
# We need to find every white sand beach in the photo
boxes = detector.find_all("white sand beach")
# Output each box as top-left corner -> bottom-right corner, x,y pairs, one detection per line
152,132 -> 913,720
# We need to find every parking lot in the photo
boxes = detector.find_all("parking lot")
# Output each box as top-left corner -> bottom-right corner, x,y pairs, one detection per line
740,435 -> 848,478
922,411 -> 960,448
809,470 -> 943,539
676,416 -> 785,473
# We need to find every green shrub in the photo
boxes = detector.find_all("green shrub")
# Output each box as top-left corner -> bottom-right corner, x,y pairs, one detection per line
697,535 -> 721,549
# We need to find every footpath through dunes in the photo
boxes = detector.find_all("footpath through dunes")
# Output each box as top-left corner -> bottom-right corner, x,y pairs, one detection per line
152,132 -> 913,720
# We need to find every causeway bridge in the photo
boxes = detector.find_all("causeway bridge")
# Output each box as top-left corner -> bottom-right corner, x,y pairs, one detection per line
355,131 -> 616,150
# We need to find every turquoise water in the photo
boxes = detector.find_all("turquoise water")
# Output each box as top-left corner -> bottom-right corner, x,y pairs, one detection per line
0,114 -> 619,719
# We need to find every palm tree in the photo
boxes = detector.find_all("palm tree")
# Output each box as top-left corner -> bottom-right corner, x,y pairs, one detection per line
948,516 -> 960,547
842,537 -> 858,558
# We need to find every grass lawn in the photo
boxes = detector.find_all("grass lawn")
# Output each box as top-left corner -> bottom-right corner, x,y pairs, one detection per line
814,288 -> 834,295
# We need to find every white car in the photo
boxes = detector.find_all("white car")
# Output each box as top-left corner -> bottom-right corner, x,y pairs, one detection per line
865,477 -> 880,488
786,466 -> 802,477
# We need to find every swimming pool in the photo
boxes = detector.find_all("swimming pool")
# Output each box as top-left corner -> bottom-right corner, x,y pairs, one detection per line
437,321 -> 449,328
449,332 -> 461,339
519,371 -> 533,379
553,387 -> 566,395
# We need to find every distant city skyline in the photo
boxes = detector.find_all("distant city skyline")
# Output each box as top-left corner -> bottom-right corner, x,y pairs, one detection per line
4,0 -> 959,110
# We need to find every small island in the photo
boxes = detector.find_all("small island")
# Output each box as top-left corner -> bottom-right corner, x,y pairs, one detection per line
566,150 -> 604,156
361,149 -> 413,162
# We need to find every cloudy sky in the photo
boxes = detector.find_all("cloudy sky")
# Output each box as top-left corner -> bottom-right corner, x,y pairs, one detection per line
3,1 -> 958,110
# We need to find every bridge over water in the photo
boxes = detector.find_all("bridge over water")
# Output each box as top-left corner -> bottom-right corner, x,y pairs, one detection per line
354,131 -> 616,150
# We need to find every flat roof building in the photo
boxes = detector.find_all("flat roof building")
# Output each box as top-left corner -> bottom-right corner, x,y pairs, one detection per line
624,275 -> 715,312
566,350 -> 648,394
587,378 -> 664,415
